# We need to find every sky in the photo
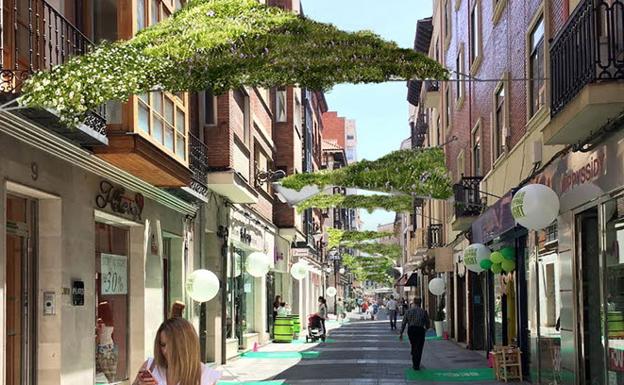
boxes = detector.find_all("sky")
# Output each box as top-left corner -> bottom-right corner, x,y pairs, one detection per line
303,0 -> 433,231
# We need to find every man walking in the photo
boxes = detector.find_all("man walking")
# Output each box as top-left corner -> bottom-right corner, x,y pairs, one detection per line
399,298 -> 430,370
386,295 -> 398,330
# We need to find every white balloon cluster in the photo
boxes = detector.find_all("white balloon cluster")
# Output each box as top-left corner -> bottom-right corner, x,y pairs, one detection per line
290,261 -> 308,281
186,269 -> 220,302
245,252 -> 272,277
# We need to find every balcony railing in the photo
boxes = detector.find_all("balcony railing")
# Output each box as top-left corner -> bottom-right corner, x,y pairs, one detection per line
425,80 -> 440,92
1,0 -> 106,142
453,176 -> 483,217
427,224 -> 443,249
411,111 -> 428,149
188,133 -> 209,196
551,0 -> 624,116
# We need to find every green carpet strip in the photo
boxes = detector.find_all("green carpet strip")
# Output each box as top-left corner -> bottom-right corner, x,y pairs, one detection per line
218,381 -> 288,385
405,368 -> 496,382
241,351 -> 320,359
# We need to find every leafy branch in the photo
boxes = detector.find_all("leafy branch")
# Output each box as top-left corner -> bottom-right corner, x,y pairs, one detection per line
296,193 -> 413,213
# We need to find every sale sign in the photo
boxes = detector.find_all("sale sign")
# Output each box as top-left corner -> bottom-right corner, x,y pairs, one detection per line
101,253 -> 128,295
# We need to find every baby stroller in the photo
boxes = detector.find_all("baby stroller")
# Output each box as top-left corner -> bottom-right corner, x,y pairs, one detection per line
306,314 -> 325,342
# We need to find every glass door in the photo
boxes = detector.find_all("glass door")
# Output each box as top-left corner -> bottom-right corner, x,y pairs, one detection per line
576,207 -> 604,385
6,194 -> 36,385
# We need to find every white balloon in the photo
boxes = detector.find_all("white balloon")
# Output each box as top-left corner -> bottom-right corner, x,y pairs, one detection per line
326,287 -> 337,297
339,267 -> 346,275
511,184 -> 560,230
186,269 -> 220,302
463,243 -> 491,273
245,252 -> 271,277
428,277 -> 445,296
291,261 -> 308,281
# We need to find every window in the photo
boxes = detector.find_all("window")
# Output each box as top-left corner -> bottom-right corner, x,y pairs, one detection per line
445,86 -> 451,128
456,46 -> 464,102
346,134 -> 355,140
456,151 -> 465,181
445,0 -> 452,46
135,1 -> 187,160
529,16 -> 545,117
233,89 -> 250,143
95,223 -> 129,384
436,116 -> 441,146
275,88 -> 287,123
138,92 -> 187,159
494,83 -> 506,159
137,0 -> 147,31
470,1 -> 481,65
202,90 -> 217,126
472,128 -> 481,176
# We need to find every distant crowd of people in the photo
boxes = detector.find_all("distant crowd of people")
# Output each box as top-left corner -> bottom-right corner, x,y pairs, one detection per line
356,296 -> 410,321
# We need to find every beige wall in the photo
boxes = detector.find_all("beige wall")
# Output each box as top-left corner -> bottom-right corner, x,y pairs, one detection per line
0,132 -> 192,385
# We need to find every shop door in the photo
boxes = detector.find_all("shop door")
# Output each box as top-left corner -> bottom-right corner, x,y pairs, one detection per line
457,274 -> 467,342
472,273 -> 486,350
266,272 -> 275,335
6,194 -> 36,385
576,208 -> 604,385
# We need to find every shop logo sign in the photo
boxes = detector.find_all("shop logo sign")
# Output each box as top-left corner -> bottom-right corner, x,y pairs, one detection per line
96,181 -> 144,221
463,248 -> 478,266
511,191 -> 526,219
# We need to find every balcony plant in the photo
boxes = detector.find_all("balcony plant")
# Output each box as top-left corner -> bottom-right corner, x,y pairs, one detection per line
16,0 -> 447,127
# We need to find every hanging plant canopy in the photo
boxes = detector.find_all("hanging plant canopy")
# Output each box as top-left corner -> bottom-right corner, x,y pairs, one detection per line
327,228 -> 394,249
347,243 -> 402,260
281,148 -> 452,199
18,0 -> 447,126
296,193 -> 413,214
342,253 -> 395,285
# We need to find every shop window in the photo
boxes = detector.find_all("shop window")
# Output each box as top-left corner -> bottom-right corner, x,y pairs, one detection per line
604,198 -> 624,381
95,223 -> 130,384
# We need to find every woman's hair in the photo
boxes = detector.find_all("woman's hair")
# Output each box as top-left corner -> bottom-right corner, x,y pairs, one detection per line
280,302 -> 286,307
154,317 -> 202,385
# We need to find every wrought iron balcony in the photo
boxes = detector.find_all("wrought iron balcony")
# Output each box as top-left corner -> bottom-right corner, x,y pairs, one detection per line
425,80 -> 440,92
453,176 -> 483,218
0,0 -> 107,146
551,0 -> 624,116
427,224 -> 443,249
188,133 -> 209,196
411,111 -> 428,149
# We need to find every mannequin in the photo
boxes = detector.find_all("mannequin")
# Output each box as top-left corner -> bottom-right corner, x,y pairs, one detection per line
96,301 -> 118,382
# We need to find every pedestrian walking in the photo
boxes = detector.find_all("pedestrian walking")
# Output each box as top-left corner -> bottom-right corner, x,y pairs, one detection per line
317,296 -> 328,338
336,298 -> 346,323
386,295 -> 398,330
272,295 -> 281,322
399,298 -> 430,371
132,317 -> 221,385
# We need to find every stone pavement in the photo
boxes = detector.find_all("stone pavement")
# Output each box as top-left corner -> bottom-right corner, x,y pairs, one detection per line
216,311 -> 527,385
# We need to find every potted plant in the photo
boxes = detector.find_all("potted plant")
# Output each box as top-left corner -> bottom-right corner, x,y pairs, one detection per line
433,298 -> 446,337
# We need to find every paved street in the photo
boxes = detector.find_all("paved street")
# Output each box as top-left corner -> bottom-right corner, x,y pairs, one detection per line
217,311 -> 526,385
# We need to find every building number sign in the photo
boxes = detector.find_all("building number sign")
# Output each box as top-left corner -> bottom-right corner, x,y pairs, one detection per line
101,253 -> 128,295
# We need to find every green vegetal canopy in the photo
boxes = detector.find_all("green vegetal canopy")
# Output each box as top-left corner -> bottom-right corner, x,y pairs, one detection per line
281,148 -> 453,199
296,193 -> 413,214
19,0 -> 448,126
327,228 -> 394,249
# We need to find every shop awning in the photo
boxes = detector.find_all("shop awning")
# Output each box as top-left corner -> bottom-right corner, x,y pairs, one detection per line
405,272 -> 419,287
394,273 -> 408,287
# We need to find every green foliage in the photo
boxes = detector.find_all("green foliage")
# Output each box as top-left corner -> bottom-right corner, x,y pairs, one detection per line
342,253 -> 394,285
296,193 -> 413,213
326,228 -> 394,249
347,243 -> 402,260
19,0 -> 448,127
281,148 -> 453,198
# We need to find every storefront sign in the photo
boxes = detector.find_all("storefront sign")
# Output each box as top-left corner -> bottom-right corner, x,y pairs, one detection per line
292,248 -> 309,258
101,253 -> 128,295
96,181 -> 144,221
471,192 -> 515,244
609,347 -> 624,372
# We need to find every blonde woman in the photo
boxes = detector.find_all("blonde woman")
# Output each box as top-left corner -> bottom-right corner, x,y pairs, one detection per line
132,317 -> 221,385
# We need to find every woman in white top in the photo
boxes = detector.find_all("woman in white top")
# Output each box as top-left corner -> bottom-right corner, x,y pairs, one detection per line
132,317 -> 221,385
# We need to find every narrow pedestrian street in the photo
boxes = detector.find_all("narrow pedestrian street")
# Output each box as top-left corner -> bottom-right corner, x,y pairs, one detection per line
217,311 -> 523,385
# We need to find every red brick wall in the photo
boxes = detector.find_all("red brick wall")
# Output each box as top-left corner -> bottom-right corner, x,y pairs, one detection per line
321,111 -> 346,149
272,87 -> 297,228
206,93 -> 232,169
443,0 -> 552,181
